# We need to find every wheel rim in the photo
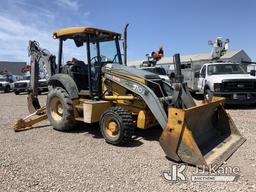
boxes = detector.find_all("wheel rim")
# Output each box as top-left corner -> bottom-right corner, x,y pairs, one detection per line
105,118 -> 120,138
204,90 -> 213,102
50,96 -> 64,122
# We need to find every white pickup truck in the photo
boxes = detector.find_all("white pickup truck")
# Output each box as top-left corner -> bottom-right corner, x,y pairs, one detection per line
183,62 -> 256,104
13,76 -> 30,95
14,76 -> 48,95
0,75 -> 15,93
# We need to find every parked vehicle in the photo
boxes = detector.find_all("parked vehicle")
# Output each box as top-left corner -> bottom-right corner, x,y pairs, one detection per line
14,76 -> 48,95
139,66 -> 170,82
169,38 -> 256,104
0,75 -> 14,93
38,79 -> 48,94
181,62 -> 256,103
14,76 -> 30,95
138,50 -> 170,82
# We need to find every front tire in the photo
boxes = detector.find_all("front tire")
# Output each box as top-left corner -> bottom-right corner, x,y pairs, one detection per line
100,106 -> 134,145
46,87 -> 75,131
14,91 -> 20,95
204,89 -> 213,102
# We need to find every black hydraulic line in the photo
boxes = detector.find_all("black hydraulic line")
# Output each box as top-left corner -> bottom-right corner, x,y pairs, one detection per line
57,39 -> 63,73
96,41 -> 101,95
116,37 -> 122,64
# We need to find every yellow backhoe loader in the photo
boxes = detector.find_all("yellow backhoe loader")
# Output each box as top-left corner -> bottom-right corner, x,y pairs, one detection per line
14,27 -> 245,170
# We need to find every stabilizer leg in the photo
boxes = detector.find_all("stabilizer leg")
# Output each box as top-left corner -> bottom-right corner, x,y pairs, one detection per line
14,106 -> 47,132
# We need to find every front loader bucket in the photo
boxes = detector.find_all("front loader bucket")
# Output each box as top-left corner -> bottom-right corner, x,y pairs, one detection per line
159,97 -> 245,170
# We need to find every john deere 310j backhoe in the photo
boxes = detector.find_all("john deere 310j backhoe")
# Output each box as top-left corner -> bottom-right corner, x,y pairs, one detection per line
14,27 -> 245,170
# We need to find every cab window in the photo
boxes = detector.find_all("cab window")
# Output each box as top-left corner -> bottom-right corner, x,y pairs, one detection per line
201,66 -> 206,76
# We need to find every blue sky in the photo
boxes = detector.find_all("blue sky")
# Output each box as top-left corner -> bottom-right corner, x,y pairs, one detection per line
0,0 -> 255,62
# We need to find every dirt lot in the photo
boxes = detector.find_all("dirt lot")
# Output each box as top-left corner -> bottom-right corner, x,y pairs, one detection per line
0,92 -> 256,192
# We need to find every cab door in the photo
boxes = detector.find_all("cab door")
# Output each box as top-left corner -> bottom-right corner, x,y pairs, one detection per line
197,65 -> 206,91
89,42 -> 101,96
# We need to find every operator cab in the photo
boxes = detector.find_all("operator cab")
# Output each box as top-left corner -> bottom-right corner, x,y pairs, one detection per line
53,27 -> 122,96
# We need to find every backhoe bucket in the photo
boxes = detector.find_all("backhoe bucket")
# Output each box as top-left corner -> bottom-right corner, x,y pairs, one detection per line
159,97 -> 245,170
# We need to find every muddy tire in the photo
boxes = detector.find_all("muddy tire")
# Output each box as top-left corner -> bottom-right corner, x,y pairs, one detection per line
46,87 -> 75,131
100,106 -> 134,145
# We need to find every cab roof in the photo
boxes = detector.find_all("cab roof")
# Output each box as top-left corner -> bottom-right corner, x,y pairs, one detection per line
53,27 -> 121,39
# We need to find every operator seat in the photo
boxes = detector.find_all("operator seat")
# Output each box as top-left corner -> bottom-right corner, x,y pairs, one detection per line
61,58 -> 89,91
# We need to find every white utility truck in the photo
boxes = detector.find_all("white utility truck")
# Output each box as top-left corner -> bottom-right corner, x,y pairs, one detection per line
173,38 -> 256,104
192,62 -> 256,103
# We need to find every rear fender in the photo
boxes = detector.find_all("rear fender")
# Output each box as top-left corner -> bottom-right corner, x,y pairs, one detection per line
48,74 -> 79,99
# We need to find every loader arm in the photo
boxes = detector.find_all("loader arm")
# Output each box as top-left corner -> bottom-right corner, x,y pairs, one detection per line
103,64 -> 196,129
104,72 -> 168,129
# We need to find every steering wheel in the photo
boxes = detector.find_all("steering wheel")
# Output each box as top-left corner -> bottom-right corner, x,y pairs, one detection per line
91,55 -> 112,64
90,56 -> 98,64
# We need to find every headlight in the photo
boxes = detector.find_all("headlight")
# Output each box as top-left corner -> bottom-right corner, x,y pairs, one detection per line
214,83 -> 221,92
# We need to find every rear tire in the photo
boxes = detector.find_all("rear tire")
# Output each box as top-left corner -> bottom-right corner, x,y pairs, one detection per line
14,91 -> 20,95
100,106 -> 134,145
46,87 -> 75,131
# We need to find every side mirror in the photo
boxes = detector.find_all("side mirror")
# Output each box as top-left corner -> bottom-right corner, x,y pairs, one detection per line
250,70 -> 256,76
194,72 -> 200,78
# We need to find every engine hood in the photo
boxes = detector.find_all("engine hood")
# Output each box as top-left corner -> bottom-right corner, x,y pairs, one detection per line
207,74 -> 256,83
0,81 -> 8,84
15,80 -> 29,84
159,75 -> 170,81
39,79 -> 47,82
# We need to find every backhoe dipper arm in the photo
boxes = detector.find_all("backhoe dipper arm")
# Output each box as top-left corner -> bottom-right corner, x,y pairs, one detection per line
27,40 -> 56,113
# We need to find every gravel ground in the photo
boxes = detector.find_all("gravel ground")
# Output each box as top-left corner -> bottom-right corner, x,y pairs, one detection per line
0,92 -> 256,192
